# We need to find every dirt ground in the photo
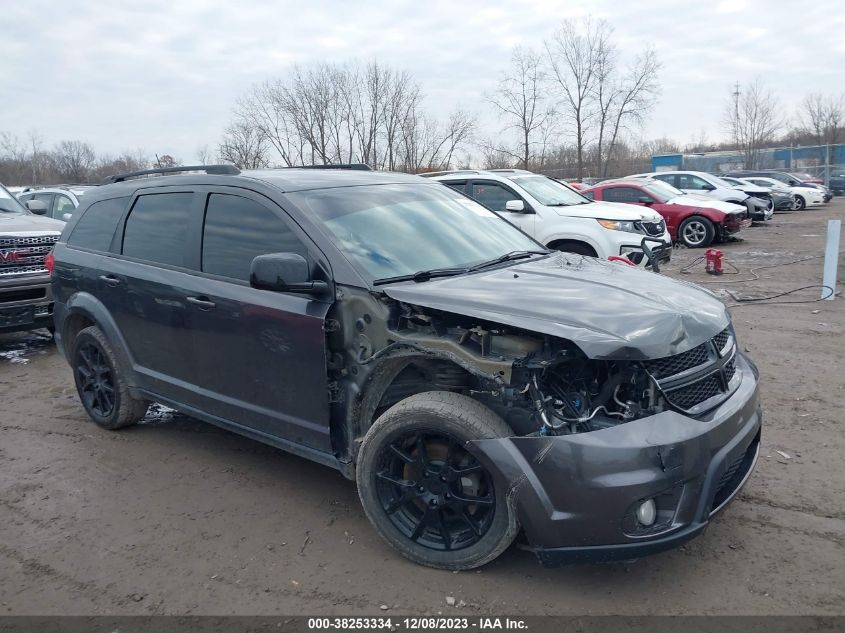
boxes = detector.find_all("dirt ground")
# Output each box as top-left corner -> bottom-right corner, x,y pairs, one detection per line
1,200 -> 844,616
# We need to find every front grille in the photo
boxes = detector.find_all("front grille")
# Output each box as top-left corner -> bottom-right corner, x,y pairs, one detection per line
645,327 -> 738,414
639,220 -> 665,237
0,235 -> 58,277
665,374 -> 722,409
724,357 -> 736,383
713,329 -> 730,352
643,342 -> 710,379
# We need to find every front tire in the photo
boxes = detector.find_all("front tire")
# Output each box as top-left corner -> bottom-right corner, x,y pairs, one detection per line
356,391 -> 518,570
794,195 -> 806,210
679,216 -> 715,248
72,326 -> 148,430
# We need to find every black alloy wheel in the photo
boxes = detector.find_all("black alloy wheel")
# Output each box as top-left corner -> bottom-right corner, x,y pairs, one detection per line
76,341 -> 115,418
375,430 -> 495,551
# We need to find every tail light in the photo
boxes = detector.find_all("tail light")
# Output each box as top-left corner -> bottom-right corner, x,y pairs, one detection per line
45,251 -> 55,275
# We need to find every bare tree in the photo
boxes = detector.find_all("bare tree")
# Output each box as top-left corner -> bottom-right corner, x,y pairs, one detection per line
799,93 -> 844,146
218,120 -> 270,169
486,47 -> 553,168
723,79 -> 781,169
596,47 -> 661,177
545,17 -> 609,179
53,140 -> 96,182
196,145 -> 213,165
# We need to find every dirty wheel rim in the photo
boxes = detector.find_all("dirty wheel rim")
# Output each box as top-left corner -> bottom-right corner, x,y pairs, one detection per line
76,343 -> 115,418
375,430 -> 495,551
683,220 -> 707,245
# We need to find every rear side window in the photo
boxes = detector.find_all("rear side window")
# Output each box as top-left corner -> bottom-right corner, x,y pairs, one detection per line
603,187 -> 644,203
68,197 -> 128,251
202,193 -> 307,281
122,193 -> 193,267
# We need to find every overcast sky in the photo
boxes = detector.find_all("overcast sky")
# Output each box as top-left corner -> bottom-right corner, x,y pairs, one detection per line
3,0 -> 843,162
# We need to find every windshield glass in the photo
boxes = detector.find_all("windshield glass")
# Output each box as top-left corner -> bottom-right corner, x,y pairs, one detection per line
0,185 -> 28,214
708,175 -> 736,188
508,175 -> 589,206
289,184 -> 543,282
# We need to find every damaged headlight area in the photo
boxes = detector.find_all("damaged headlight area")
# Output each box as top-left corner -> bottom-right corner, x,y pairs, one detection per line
384,305 -> 740,438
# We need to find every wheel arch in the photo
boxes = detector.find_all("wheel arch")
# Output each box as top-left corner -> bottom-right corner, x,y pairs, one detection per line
61,292 -> 139,386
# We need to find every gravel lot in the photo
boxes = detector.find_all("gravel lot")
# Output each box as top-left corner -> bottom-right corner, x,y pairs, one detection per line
1,200 -> 843,616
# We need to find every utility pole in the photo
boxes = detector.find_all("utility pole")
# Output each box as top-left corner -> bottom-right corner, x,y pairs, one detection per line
732,81 -> 742,165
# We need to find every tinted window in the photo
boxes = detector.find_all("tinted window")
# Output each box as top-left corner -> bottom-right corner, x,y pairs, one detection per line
602,187 -> 647,203
202,194 -> 306,281
122,193 -> 193,267
582,190 -> 595,200
443,181 -> 467,194
471,182 -> 520,212
68,197 -> 129,251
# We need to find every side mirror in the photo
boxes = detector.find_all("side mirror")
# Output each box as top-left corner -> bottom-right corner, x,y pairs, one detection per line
62,213 -> 73,222
637,196 -> 654,205
250,253 -> 329,296
505,199 -> 526,212
702,184 -> 716,191
26,200 -> 48,215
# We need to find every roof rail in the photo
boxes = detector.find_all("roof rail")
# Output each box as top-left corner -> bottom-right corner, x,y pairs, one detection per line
418,169 -> 480,178
101,164 -> 240,185
294,163 -> 372,171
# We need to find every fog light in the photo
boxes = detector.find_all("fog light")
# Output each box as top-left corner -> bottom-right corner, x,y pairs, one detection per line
636,499 -> 657,526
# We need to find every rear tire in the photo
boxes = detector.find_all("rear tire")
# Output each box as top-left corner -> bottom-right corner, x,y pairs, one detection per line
679,216 -> 715,248
356,391 -> 518,570
72,326 -> 148,430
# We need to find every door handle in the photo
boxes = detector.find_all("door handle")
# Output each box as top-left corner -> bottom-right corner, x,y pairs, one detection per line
186,296 -> 216,310
99,275 -> 122,287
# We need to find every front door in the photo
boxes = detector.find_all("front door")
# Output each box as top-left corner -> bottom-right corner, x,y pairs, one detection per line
469,180 -> 535,237
186,190 -> 332,451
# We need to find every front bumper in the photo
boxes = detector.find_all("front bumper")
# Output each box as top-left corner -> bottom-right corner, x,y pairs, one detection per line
466,353 -> 761,566
0,274 -> 54,333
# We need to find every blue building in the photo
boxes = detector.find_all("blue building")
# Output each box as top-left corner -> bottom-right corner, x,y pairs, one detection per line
652,144 -> 845,178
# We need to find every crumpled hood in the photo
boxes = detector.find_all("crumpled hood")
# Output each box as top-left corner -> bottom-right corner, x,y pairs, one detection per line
0,213 -> 64,232
669,196 -> 745,214
383,253 -> 729,360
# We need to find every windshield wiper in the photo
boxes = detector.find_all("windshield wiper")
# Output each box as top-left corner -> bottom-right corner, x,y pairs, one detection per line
467,249 -> 550,273
373,267 -> 469,286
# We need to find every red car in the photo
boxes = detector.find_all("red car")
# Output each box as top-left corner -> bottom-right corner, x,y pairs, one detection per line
583,179 -> 750,248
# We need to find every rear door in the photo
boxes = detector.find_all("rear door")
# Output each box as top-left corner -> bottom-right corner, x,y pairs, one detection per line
184,188 -> 333,451
108,187 -> 201,403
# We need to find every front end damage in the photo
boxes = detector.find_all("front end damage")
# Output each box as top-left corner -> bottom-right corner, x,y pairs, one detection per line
329,281 -> 761,565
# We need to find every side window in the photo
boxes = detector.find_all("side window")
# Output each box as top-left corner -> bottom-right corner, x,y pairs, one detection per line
18,194 -> 33,203
470,182 -> 519,212
122,192 -> 193,267
68,197 -> 129,252
54,194 -> 75,218
653,174 -> 676,188
443,181 -> 467,194
602,187 -> 644,203
582,190 -> 595,200
678,174 -> 710,190
202,193 -> 307,282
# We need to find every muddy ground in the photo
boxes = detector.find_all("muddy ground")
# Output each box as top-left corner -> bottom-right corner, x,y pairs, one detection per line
1,200 -> 844,616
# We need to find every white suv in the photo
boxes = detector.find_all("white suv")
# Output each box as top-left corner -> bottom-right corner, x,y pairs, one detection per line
16,185 -> 97,221
425,170 -> 671,265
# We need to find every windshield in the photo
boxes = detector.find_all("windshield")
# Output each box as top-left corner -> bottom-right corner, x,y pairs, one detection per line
508,175 -> 589,206
289,183 -> 543,282
708,175 -> 737,188
0,185 -> 28,214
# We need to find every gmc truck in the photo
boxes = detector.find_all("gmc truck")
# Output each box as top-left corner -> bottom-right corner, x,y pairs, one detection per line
0,183 -> 64,334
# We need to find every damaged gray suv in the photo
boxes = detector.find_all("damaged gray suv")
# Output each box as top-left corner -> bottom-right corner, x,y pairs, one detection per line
51,165 -> 762,569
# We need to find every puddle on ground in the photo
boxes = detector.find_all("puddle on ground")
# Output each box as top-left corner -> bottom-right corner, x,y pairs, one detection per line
0,330 -> 54,364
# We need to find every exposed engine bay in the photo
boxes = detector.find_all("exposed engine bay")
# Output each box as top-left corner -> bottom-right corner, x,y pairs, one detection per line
375,303 -> 672,437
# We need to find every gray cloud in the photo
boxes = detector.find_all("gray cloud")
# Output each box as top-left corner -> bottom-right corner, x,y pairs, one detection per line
2,0 -> 842,161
